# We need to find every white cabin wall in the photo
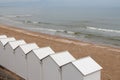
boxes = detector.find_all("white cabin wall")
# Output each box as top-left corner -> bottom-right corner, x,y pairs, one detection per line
0,42 -> 3,57
43,57 -> 60,80
15,48 -> 27,80
62,63 -> 83,80
5,44 -> 16,73
84,71 -> 101,80
4,44 -> 13,69
27,52 -> 42,80
0,42 -> 5,67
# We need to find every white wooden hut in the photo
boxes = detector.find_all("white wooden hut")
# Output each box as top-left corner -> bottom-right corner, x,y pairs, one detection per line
0,37 -> 16,67
43,51 -> 76,80
62,56 -> 102,80
0,35 -> 8,49
0,35 -> 7,39
0,35 -> 7,66
15,43 -> 39,80
27,47 -> 55,80
0,35 -> 7,51
4,40 -> 26,72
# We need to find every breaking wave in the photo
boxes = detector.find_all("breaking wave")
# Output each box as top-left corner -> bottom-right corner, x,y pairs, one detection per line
87,26 -> 120,33
27,27 -> 75,34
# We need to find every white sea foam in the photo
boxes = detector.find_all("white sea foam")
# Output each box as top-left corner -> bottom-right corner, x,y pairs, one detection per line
67,31 -> 75,34
4,15 -> 31,18
87,26 -> 120,33
26,27 -> 75,35
32,21 -> 38,24
27,27 -> 57,32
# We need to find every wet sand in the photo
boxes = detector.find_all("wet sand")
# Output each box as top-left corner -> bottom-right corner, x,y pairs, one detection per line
0,24 -> 120,80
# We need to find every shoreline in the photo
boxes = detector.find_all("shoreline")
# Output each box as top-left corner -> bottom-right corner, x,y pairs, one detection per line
0,16 -> 120,48
0,24 -> 120,80
1,23 -> 120,50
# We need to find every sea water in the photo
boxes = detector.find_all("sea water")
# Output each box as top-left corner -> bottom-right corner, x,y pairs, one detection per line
0,1 -> 120,47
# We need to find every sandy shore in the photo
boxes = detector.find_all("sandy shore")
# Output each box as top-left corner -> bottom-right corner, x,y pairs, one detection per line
0,24 -> 120,80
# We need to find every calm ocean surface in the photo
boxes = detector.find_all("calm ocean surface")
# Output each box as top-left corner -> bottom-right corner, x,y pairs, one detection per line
0,1 -> 120,47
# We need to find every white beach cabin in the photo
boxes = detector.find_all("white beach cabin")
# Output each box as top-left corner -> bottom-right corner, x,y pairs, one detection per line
27,47 -> 55,80
62,56 -> 102,80
0,37 -> 16,67
15,43 -> 39,80
0,35 -> 7,39
43,51 -> 76,80
0,35 -> 7,66
0,35 -> 7,50
4,40 -> 26,72
0,35 -> 9,53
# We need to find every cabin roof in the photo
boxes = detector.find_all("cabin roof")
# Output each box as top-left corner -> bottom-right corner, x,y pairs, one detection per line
0,37 -> 16,46
8,40 -> 26,49
72,56 -> 102,76
50,51 -> 75,67
19,43 -> 39,54
32,47 -> 55,60
0,35 -> 7,39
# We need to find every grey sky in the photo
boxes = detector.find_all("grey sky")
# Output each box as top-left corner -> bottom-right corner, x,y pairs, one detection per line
0,0 -> 120,7
0,0 -> 38,2
42,0 -> 120,7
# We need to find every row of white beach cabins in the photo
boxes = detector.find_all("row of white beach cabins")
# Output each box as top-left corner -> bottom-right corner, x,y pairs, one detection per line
0,35 -> 102,80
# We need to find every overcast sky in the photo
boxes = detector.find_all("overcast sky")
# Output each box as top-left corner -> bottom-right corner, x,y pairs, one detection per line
0,0 -> 38,2
0,0 -> 120,7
